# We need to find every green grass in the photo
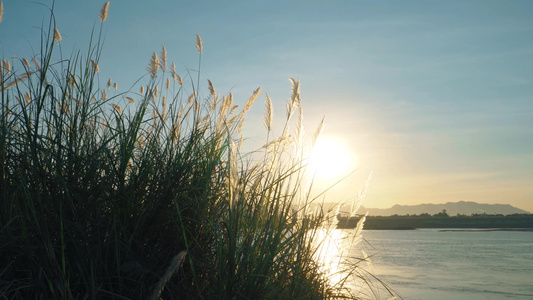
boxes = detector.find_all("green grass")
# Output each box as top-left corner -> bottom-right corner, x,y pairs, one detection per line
0,4 -> 395,300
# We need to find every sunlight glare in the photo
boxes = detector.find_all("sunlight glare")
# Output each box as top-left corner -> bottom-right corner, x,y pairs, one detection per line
308,137 -> 354,180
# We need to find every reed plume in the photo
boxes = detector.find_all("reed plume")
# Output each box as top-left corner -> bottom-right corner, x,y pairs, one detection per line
196,34 -> 203,53
148,52 -> 159,78
264,94 -> 273,131
24,91 -> 31,104
99,2 -> 109,22
53,28 -> 62,43
22,58 -> 30,68
31,57 -> 41,70
240,87 -> 261,116
111,103 -> 122,114
91,60 -> 99,73
3,59 -> 10,73
312,116 -> 324,146
208,79 -> 216,96
0,1 -> 3,24
160,45 -> 167,72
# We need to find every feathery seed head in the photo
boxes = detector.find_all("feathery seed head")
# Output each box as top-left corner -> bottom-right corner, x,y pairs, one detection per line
0,1 -> 3,24
99,2 -> 109,22
31,57 -> 41,70
312,116 -> 325,146
53,28 -> 62,43
166,78 -> 170,90
171,62 -> 176,76
290,78 -> 300,104
241,87 -> 261,115
176,74 -> 183,86
113,82 -> 117,90
140,86 -> 145,95
3,59 -> 10,73
148,52 -> 159,78
195,34 -> 203,53
187,93 -> 195,106
126,96 -> 135,104
207,79 -> 216,96
101,89 -> 107,102
162,95 -> 166,107
24,91 -> 31,104
107,78 -> 112,89
22,58 -> 30,68
68,75 -> 77,88
264,94 -> 273,131
160,45 -> 167,71
229,104 -> 239,115
111,103 -> 122,114
91,60 -> 99,73
296,106 -> 304,143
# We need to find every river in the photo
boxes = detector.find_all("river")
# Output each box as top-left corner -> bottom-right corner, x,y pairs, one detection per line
325,229 -> 533,299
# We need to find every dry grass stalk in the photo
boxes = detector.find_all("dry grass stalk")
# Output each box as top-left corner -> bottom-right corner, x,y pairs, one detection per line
99,2 -> 109,22
149,251 -> 187,300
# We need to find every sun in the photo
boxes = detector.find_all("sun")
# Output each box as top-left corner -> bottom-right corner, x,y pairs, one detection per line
308,137 -> 353,180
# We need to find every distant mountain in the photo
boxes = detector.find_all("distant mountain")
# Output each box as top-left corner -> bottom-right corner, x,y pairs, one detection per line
356,201 -> 530,216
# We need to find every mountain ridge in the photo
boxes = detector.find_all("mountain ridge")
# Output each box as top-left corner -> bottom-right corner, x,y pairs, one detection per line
356,201 -> 530,216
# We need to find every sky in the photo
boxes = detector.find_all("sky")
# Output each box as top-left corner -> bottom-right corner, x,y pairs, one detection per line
2,0 -> 532,212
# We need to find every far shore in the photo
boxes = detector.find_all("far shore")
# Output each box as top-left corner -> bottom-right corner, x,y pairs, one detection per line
439,228 -> 533,232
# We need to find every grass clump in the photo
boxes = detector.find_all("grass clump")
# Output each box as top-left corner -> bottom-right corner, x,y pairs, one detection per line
0,3 -> 394,299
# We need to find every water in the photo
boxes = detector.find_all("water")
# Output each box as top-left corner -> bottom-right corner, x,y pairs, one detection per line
349,229 -> 533,299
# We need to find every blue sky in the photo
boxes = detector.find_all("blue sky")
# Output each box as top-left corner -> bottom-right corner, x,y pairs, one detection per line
2,0 -> 532,212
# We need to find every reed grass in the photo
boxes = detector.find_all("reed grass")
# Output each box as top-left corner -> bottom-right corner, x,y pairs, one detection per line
0,3 -> 396,299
